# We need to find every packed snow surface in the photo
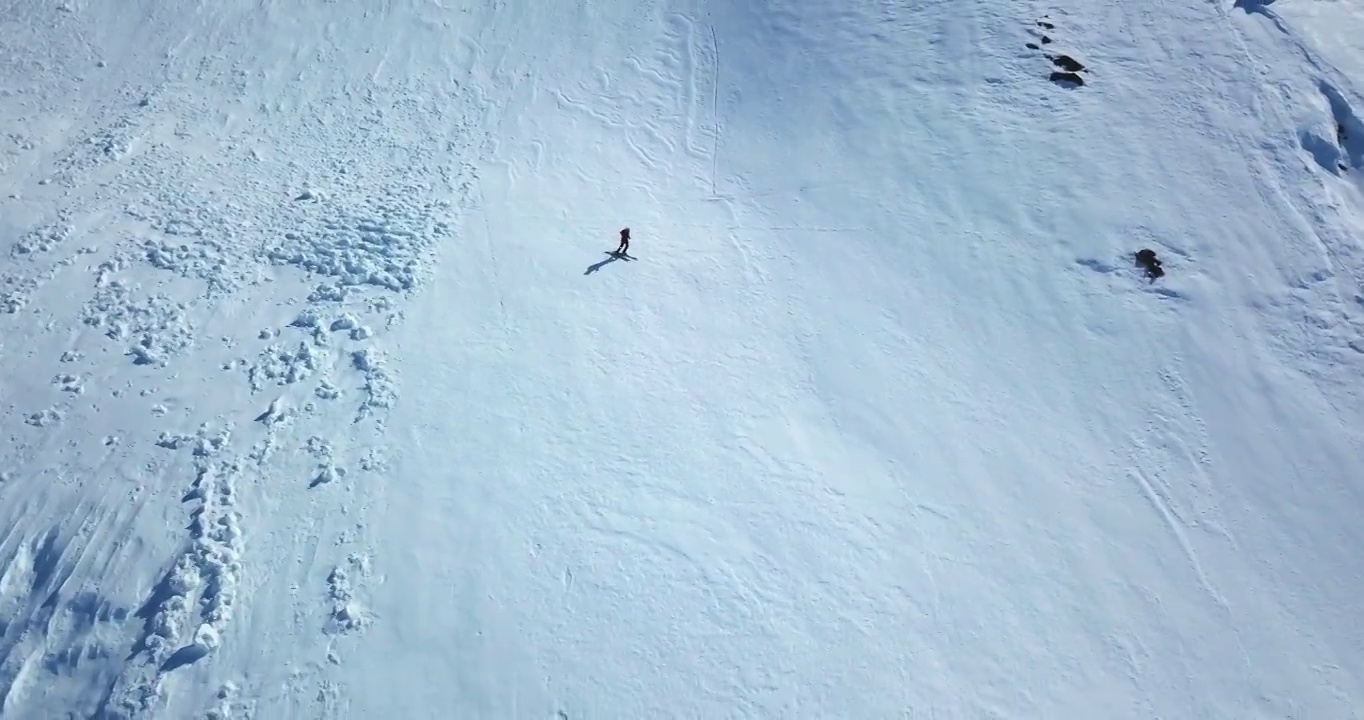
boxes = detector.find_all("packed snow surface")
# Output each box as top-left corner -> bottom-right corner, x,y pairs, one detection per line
2,0 -> 1363,717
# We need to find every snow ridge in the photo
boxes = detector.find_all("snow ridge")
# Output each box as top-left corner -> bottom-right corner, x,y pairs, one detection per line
99,429 -> 242,717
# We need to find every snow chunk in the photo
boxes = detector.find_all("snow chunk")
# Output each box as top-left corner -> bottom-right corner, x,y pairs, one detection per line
352,348 -> 396,423
155,426 -> 232,457
249,341 -> 321,391
255,397 -> 293,427
11,221 -> 72,256
25,409 -> 63,427
325,555 -> 374,634
329,314 -> 358,332
315,380 -> 342,400
267,189 -> 449,293
81,282 -> 193,366
310,464 -> 346,488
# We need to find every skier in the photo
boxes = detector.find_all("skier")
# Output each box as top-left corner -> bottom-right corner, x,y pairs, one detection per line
615,227 -> 630,256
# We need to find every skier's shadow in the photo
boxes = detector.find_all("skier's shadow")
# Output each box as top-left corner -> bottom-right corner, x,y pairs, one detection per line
584,252 -> 626,275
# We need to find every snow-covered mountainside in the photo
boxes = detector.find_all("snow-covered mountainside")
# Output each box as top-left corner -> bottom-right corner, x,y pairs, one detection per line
2,0 -> 1362,717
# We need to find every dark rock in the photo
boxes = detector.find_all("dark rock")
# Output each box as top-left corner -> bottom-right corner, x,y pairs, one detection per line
1135,248 -> 1165,281
1051,55 -> 1085,72
1050,71 -> 1084,88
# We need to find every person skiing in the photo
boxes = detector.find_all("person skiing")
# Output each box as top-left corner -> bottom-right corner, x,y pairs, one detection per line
615,227 -> 630,256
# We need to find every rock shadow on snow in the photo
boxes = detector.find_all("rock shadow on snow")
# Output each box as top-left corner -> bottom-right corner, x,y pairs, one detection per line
1232,0 -> 1276,17
1075,257 -> 1119,274
1320,81 -> 1364,171
1300,129 -> 1347,175
1075,248 -> 1181,292
1050,71 -> 1085,89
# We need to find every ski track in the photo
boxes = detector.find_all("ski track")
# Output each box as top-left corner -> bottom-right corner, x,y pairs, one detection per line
1,0 -> 1363,717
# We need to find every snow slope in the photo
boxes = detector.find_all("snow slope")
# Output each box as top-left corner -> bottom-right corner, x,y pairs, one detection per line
2,0 -> 1363,717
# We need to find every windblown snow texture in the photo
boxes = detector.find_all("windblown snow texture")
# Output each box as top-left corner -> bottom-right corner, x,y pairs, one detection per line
1,0 -> 1363,717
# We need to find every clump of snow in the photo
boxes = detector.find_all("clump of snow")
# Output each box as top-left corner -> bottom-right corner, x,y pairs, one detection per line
248,341 -> 321,391
329,314 -> 357,332
358,448 -> 388,473
11,220 -> 72,256
81,281 -> 193,366
52,373 -> 84,394
138,454 -> 244,676
205,682 -> 242,720
307,283 -> 351,303
155,425 -> 232,458
302,435 -> 347,488
310,464 -> 346,488
351,348 -> 395,423
25,408 -> 63,427
327,313 -> 372,340
314,379 -> 342,400
266,189 -> 450,293
0,273 -> 36,314
255,397 -> 293,427
325,554 -> 374,634
287,308 -> 331,345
